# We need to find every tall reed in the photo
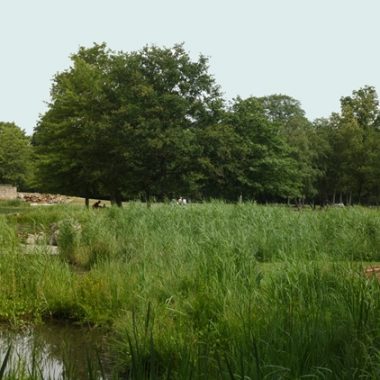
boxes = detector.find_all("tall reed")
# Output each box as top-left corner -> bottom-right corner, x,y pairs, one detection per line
1,203 -> 380,378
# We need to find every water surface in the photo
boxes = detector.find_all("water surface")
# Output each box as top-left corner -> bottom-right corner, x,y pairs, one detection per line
0,322 -> 111,379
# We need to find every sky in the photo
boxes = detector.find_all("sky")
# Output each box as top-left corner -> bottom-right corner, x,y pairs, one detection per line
1,0 -> 380,135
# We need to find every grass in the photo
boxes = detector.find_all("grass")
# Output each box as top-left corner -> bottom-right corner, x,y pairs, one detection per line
1,202 -> 380,378
0,199 -> 31,217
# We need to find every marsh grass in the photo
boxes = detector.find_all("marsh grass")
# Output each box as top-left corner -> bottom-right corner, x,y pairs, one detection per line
0,199 -> 30,214
1,203 -> 380,378
0,216 -> 19,253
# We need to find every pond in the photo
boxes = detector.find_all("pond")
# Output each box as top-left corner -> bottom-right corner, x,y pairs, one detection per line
0,322 -> 112,379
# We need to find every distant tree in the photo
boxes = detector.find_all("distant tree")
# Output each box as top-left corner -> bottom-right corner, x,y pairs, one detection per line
225,97 -> 302,202
338,86 -> 380,203
196,123 -> 247,200
364,128 -> 380,204
340,86 -> 380,129
312,117 -> 337,204
258,95 -> 320,201
0,122 -> 33,189
314,86 -> 380,204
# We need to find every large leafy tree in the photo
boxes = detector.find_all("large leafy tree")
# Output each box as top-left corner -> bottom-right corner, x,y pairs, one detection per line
0,122 -> 33,189
33,43 -> 223,204
33,44 -> 112,204
119,44 -> 223,202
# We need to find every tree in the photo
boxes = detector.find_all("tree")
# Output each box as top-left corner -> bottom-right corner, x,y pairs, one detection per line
118,44 -> 223,202
258,95 -> 320,201
196,123 -> 247,200
33,44 -> 112,205
312,117 -> 338,204
338,86 -> 380,203
0,122 -> 33,189
33,43 -> 223,205
225,97 -> 302,202
314,86 -> 380,204
364,128 -> 380,204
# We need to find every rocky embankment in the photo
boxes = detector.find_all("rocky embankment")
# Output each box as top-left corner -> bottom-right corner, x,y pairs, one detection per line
18,192 -> 70,205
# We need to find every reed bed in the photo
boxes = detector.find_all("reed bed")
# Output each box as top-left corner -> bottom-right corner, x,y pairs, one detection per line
0,202 -> 380,378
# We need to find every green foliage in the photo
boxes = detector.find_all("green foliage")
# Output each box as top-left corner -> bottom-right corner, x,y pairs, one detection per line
196,124 -> 246,199
30,40 -> 380,204
0,122 -> 33,189
0,216 -> 19,253
32,44 -> 111,200
315,86 -> 380,204
258,94 -> 321,199
225,97 -> 302,201
1,204 -> 380,377
0,199 -> 28,208
33,43 -> 223,204
58,212 -> 120,268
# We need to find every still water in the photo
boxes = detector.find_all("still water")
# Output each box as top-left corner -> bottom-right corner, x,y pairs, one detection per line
0,322 -> 112,379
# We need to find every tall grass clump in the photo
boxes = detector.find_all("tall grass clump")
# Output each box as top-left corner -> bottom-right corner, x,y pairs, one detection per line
0,199 -> 28,208
57,210 -> 123,268
0,199 -> 30,218
0,253 -> 80,323
11,205 -> 70,231
0,215 -> 19,253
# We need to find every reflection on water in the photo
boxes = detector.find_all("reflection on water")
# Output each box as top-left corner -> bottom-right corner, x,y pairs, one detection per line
0,322 -> 111,379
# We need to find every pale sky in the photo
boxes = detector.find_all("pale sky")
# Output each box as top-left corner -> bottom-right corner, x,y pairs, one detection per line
1,0 -> 380,135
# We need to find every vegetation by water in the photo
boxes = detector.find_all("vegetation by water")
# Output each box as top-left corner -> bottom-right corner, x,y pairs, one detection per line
2,39 -> 380,380
1,202 -> 380,378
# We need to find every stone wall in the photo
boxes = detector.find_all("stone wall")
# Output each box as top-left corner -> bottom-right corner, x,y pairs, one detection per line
0,185 -> 17,200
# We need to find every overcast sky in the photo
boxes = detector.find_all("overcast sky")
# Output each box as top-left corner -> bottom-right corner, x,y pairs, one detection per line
1,0 -> 379,135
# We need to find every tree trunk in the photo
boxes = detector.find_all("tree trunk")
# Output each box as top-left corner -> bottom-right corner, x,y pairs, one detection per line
347,192 -> 352,206
85,197 -> 89,208
146,189 -> 151,208
110,191 -> 123,207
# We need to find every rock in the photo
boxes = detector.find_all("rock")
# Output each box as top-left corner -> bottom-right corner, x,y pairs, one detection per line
18,192 -> 70,205
49,223 -> 60,246
26,232 -> 46,245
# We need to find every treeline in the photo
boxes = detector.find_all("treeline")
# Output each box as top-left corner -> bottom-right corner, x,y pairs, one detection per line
2,43 -> 380,205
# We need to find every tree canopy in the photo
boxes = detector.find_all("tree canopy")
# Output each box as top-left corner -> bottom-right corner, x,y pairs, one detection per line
29,43 -> 380,205
33,43 -> 224,204
0,122 -> 33,189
